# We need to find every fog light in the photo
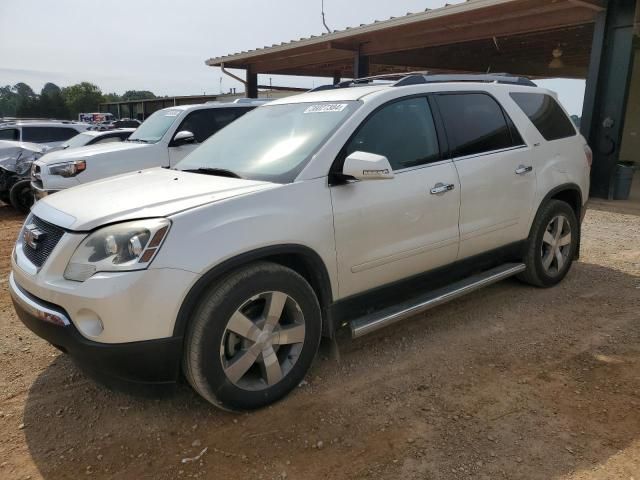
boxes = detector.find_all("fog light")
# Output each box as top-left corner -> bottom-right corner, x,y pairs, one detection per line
76,309 -> 104,337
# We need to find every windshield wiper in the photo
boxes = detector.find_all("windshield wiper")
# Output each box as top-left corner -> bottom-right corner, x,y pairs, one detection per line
180,167 -> 243,179
127,138 -> 149,143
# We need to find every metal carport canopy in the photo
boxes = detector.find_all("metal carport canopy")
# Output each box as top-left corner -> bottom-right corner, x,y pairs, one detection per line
205,0 -> 604,80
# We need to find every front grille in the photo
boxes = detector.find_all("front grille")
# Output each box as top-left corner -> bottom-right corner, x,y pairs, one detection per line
22,215 -> 65,268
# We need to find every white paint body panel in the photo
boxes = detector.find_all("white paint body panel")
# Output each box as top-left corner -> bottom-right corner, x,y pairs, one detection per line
331,161 -> 460,298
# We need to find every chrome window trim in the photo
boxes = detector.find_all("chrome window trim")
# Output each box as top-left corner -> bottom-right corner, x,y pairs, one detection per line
451,144 -> 529,163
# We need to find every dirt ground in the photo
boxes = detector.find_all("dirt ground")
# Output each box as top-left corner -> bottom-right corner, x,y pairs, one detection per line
0,202 -> 638,480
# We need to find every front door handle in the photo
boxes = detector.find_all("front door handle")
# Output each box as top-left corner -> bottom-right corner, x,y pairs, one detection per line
515,165 -> 533,175
430,182 -> 455,195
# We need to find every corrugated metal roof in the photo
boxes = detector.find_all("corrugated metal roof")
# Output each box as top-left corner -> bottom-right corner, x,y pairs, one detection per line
205,0 -> 521,66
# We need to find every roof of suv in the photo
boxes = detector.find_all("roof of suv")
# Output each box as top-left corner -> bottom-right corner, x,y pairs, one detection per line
0,120 -> 89,128
267,73 -> 547,105
164,99 -> 269,113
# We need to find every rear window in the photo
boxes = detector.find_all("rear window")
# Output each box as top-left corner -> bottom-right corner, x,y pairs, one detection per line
510,92 -> 576,141
436,93 -> 518,158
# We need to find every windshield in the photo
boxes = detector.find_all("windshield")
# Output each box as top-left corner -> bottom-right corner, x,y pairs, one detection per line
176,101 -> 359,183
128,109 -> 181,143
63,132 -> 93,148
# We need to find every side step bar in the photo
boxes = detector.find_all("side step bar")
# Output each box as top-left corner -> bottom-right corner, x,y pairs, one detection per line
350,263 -> 526,338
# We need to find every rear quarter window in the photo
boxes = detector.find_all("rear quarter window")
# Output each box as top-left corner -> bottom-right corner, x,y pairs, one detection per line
0,128 -> 19,141
510,92 -> 577,141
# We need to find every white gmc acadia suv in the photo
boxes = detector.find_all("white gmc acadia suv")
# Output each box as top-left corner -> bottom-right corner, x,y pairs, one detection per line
9,74 -> 591,410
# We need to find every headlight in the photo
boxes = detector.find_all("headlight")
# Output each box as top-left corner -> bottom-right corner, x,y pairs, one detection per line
64,219 -> 171,282
49,160 -> 86,177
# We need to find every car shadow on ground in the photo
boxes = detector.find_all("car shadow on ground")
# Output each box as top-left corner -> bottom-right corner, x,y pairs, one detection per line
20,261 -> 640,479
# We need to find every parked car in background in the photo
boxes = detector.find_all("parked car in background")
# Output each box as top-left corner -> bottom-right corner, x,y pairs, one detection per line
31,100 -> 266,199
0,140 -> 44,212
111,118 -> 141,129
78,113 -> 113,124
48,128 -> 136,153
9,74 -> 591,410
0,121 -> 90,149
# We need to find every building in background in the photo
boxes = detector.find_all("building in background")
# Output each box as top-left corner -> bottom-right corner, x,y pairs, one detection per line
98,87 -> 304,121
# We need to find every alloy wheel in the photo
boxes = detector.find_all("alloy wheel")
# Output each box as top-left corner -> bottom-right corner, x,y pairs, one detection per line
219,291 -> 306,391
540,214 -> 572,276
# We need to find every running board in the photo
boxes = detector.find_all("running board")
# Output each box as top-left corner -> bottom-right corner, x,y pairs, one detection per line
350,263 -> 526,338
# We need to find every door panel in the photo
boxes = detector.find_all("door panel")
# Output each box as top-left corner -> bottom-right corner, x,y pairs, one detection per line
329,94 -> 462,298
168,143 -> 198,166
435,92 -> 536,259
331,162 -> 460,298
454,148 -> 536,258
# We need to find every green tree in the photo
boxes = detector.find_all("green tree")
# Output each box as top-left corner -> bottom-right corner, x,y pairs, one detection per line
12,82 -> 38,117
62,82 -> 103,119
121,90 -> 155,101
0,85 -> 18,117
40,83 -> 70,119
102,92 -> 122,103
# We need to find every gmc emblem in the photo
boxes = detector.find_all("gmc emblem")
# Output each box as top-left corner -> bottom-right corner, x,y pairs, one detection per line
23,224 -> 46,250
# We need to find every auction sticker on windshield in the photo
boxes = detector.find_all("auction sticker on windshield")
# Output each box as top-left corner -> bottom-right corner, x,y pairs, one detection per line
163,110 -> 181,117
304,104 -> 348,114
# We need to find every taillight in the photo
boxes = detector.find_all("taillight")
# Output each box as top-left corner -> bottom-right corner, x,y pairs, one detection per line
584,144 -> 593,168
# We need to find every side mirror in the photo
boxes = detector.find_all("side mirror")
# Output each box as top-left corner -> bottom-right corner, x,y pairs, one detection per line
342,151 -> 394,181
172,130 -> 195,146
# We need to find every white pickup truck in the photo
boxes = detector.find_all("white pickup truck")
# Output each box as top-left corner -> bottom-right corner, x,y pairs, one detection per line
31,100 -> 265,198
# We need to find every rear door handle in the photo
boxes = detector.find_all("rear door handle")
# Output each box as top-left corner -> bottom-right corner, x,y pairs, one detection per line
430,183 -> 455,195
515,165 -> 533,175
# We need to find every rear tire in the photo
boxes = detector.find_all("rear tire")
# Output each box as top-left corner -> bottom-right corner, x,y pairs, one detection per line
9,179 -> 34,214
183,262 -> 322,411
518,199 -> 578,287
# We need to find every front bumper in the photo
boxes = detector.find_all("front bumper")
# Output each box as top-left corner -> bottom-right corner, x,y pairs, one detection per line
31,182 -> 57,200
9,272 -> 182,386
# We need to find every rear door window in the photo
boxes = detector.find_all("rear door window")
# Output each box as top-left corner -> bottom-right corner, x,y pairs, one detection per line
510,92 -> 577,141
344,96 -> 440,170
436,93 -> 516,158
23,127 -> 79,143
0,128 -> 19,140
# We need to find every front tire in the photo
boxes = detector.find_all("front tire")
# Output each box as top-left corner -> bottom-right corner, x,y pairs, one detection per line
518,199 -> 578,287
183,262 -> 322,410
9,179 -> 34,214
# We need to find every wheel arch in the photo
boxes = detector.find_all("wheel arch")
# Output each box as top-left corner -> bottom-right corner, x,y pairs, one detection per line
173,244 -> 335,339
532,183 -> 583,259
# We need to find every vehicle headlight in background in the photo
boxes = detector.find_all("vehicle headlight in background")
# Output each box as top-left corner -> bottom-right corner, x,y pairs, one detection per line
49,160 -> 86,177
64,219 -> 171,282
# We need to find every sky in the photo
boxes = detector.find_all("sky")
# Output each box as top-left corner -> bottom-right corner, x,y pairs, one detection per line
0,0 -> 585,114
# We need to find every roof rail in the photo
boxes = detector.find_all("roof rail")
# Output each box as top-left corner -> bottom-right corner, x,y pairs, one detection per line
232,98 -> 270,104
309,72 -> 535,92
393,73 -> 536,87
309,72 -> 430,92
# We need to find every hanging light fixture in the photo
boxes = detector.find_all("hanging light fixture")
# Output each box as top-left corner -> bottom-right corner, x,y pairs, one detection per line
549,46 -> 564,69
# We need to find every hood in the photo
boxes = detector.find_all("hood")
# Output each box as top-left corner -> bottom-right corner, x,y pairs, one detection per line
31,167 -> 278,230
38,141 -> 150,164
0,140 -> 44,156
0,140 -> 44,172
